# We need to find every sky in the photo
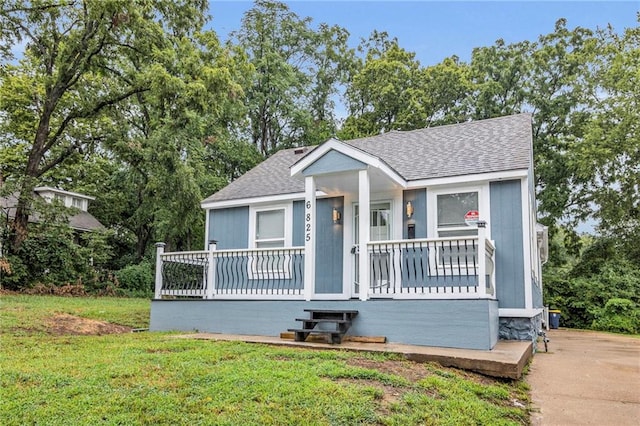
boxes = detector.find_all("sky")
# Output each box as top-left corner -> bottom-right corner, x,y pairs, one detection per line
208,1 -> 639,66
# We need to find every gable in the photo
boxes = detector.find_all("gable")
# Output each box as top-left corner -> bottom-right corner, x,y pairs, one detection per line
301,149 -> 367,176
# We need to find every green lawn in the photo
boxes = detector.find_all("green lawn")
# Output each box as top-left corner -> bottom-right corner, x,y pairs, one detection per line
0,295 -> 530,425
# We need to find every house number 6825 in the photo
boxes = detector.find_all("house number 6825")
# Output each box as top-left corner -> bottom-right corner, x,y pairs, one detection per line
305,201 -> 312,242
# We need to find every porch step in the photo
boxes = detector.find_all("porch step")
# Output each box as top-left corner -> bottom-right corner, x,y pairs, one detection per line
289,309 -> 359,344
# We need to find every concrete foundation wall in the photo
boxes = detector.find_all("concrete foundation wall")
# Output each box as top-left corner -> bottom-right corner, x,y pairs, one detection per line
151,299 -> 499,350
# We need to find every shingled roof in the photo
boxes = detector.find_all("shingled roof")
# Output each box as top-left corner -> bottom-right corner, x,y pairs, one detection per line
202,114 -> 532,204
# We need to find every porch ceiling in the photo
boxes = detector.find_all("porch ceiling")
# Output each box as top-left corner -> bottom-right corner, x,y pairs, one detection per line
313,168 -> 403,196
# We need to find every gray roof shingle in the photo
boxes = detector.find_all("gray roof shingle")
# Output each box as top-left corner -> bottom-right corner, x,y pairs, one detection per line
202,114 -> 532,204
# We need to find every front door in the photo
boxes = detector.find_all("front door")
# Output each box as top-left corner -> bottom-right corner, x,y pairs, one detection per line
353,202 -> 392,295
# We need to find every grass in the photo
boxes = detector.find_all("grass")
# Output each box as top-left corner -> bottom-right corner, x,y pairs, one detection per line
0,295 -> 530,425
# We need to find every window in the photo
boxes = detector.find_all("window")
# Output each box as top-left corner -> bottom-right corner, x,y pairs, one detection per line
437,192 -> 478,238
254,209 -> 285,248
72,197 -> 83,209
249,205 -> 292,279
429,187 -> 488,269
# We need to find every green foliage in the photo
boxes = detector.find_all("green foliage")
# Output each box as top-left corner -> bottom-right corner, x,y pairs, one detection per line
543,236 -> 640,332
592,298 -> 640,334
230,0 -> 355,154
115,262 -> 154,297
0,296 -> 530,426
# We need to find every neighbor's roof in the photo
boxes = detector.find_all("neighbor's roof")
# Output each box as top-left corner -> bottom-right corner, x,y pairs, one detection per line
202,114 -> 533,204
0,192 -> 105,232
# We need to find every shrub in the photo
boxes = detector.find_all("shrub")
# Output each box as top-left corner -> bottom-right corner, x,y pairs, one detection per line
115,262 -> 154,296
592,298 -> 640,334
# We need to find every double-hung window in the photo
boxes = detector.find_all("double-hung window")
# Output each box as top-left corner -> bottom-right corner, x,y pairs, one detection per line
428,186 -> 488,271
249,205 -> 291,279
255,209 -> 285,248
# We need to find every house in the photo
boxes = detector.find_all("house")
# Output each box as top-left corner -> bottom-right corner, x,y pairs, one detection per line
0,186 -> 104,233
150,113 -> 548,351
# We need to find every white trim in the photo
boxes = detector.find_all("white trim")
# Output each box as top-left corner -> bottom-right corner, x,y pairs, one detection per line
248,204 -> 292,248
358,169 -> 370,301
204,208 -> 210,250
34,186 -> 95,201
407,169 -> 528,188
427,183 -> 491,239
521,178 -> 533,310
200,170 -> 528,211
290,139 -> 407,188
201,191 -> 323,210
499,308 -> 544,318
342,193 -> 355,298
304,177 -> 316,301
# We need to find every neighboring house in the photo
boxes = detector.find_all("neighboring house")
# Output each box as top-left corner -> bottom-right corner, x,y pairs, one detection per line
0,186 -> 104,233
150,114 -> 549,351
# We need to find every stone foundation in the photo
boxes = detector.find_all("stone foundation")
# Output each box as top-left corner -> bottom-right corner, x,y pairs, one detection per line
499,315 -> 543,351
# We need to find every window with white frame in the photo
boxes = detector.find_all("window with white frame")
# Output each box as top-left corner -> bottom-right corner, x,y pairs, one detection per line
249,205 -> 291,279
72,197 -> 83,210
429,188 -> 486,269
436,192 -> 479,238
254,208 -> 285,248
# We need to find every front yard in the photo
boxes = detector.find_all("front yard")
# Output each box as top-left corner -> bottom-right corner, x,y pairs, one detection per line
0,295 -> 530,425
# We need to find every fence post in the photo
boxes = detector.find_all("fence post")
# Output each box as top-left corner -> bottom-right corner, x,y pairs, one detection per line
206,240 -> 217,299
154,242 -> 166,299
477,222 -> 487,298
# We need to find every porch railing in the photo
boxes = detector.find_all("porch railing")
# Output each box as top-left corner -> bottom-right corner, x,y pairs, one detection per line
154,244 -> 305,299
367,236 -> 495,299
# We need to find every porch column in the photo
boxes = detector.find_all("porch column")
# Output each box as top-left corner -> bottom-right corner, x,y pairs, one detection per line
304,176 -> 316,301
477,221 -> 487,298
205,240 -> 217,300
358,169 -> 370,301
154,242 -> 166,299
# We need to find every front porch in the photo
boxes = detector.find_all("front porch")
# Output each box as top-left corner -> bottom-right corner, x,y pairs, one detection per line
154,235 -> 496,301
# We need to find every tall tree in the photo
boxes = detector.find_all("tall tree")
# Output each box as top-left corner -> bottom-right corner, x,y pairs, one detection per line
227,0 -> 354,154
341,32 -> 426,138
573,22 -> 640,254
0,0 -> 207,251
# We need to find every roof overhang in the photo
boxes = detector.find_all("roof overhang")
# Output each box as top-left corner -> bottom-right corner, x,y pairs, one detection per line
290,138 -> 407,189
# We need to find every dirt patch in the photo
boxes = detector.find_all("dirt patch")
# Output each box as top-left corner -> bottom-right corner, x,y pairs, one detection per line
46,313 -> 132,336
345,358 -> 432,383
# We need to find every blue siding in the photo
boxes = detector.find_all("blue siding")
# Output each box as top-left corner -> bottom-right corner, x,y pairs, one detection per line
302,150 -> 366,176
209,207 -> 249,249
151,299 -> 499,350
403,189 -> 427,239
315,197 -> 344,294
292,200 -> 305,246
490,180 -> 525,308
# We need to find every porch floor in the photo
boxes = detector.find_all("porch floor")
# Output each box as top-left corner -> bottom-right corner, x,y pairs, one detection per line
173,333 -> 532,379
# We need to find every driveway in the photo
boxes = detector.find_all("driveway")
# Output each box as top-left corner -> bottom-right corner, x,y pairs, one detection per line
527,329 -> 640,425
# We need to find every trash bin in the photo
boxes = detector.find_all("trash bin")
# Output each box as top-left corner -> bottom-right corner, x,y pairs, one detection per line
549,310 -> 561,329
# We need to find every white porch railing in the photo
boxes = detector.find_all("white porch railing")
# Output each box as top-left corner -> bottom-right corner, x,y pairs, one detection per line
366,236 -> 495,299
155,245 -> 305,299
154,235 -> 495,300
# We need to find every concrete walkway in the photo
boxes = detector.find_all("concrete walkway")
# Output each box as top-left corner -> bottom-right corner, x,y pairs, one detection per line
176,333 -> 532,379
527,329 -> 640,425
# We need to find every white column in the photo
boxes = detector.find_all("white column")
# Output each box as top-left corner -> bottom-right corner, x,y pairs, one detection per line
358,169 -> 370,301
304,176 -> 316,301
154,242 -> 166,299
206,240 -> 217,299
477,221 -> 487,298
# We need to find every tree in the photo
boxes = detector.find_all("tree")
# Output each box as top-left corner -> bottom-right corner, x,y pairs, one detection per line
341,32 -> 429,139
227,0 -> 354,154
572,22 -> 640,254
0,0 -> 208,251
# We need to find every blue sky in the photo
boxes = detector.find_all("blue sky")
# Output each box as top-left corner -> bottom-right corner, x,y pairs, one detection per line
209,1 -> 639,65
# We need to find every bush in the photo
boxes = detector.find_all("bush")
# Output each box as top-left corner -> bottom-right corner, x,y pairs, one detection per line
115,263 -> 154,296
592,298 -> 640,334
